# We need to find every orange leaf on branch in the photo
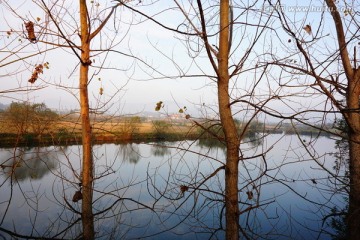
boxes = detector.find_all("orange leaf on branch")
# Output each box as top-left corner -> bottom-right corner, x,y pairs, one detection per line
25,21 -> 37,43
28,64 -> 44,84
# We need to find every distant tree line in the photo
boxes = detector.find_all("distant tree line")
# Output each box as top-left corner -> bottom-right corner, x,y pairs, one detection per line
0,102 -> 58,142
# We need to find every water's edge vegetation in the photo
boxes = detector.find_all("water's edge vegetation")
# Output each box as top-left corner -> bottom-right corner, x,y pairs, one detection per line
0,102 -> 334,148
0,127 -> 331,148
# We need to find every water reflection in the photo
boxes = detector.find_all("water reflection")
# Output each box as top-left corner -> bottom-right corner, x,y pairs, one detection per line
196,135 -> 263,150
0,147 -> 59,181
0,135 -> 348,239
151,142 -> 171,156
245,133 -> 264,147
117,143 -> 140,164
197,138 -> 226,149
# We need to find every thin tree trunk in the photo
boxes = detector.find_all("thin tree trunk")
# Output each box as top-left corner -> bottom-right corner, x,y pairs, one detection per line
218,1 -> 240,239
79,0 -> 94,239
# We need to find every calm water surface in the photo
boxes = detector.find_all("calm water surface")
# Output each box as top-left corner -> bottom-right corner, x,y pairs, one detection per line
0,134 -> 346,239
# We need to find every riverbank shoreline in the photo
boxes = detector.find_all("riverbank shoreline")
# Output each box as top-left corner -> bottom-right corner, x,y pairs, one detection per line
0,116 -> 334,148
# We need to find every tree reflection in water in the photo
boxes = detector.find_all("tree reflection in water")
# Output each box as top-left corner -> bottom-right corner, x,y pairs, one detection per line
1,147 -> 59,181
117,143 -> 141,164
0,136 -> 348,239
151,142 -> 171,157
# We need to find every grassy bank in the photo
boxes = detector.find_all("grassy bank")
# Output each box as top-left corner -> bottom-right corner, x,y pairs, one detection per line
0,116 -> 332,148
0,119 -> 200,148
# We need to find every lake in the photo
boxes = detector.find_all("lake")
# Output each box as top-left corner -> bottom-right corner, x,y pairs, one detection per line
0,134 -> 346,239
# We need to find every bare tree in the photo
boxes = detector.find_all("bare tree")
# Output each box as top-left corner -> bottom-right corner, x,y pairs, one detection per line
0,0 -> 353,239
114,0 -> 356,238
0,1 -> 146,239
263,0 -> 359,238
118,0 -> 277,238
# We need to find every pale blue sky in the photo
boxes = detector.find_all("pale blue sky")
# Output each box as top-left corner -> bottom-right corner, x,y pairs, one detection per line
0,0 -> 357,123
0,0 -> 217,116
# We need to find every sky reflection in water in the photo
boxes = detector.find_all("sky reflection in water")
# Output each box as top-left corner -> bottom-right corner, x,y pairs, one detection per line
0,134 -> 346,239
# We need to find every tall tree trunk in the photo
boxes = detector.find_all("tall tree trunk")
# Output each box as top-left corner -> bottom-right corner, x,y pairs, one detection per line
348,132 -> 360,239
346,70 -> 360,240
218,1 -> 240,239
79,0 -> 94,239
324,1 -> 360,238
